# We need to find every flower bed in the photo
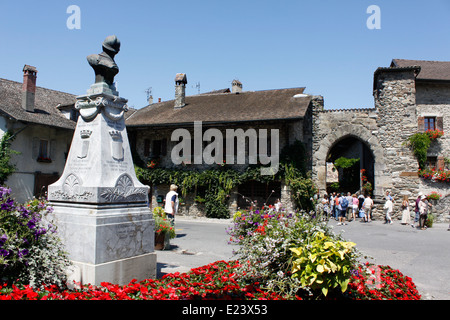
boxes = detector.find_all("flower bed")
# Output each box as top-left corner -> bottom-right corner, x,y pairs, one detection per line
348,263 -> 421,300
0,186 -> 422,301
0,261 -> 284,300
0,259 -> 420,300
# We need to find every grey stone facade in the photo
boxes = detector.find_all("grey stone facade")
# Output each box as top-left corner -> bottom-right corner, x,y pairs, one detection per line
311,63 -> 449,222
127,61 -> 449,221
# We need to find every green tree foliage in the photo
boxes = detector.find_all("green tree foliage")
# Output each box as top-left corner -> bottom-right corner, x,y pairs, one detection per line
0,131 -> 18,185
407,133 -> 431,169
135,140 -> 317,218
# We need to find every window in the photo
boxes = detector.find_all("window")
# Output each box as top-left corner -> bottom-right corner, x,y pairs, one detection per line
424,117 -> 436,131
39,140 -> 49,158
144,139 -> 150,157
152,140 -> 162,157
37,139 -> 51,162
151,139 -> 167,158
426,156 -> 437,170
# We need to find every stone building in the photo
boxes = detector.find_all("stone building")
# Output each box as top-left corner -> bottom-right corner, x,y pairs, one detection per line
126,74 -> 314,214
0,65 -> 77,202
312,59 -> 449,220
2,59 -> 448,221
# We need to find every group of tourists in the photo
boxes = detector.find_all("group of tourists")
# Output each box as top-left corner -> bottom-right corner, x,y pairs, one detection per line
407,192 -> 433,230
385,190 -> 433,230
318,192 -> 374,225
317,190 -> 435,230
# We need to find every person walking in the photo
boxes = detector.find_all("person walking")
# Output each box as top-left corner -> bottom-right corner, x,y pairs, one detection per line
321,194 -> 330,221
346,192 -> 353,220
384,196 -> 393,224
350,194 -> 358,221
274,198 -> 282,212
358,194 -> 365,211
401,195 -> 411,225
334,193 -> 341,220
413,192 -> 422,228
164,184 -> 179,225
329,192 -> 336,220
363,194 -> 374,222
338,193 -> 348,225
418,195 -> 432,230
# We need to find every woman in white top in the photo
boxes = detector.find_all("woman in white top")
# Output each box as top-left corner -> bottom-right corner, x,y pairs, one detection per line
401,195 -> 411,225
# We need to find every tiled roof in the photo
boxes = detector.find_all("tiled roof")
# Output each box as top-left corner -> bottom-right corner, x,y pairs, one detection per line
126,87 -> 310,127
391,59 -> 450,81
0,78 -> 76,129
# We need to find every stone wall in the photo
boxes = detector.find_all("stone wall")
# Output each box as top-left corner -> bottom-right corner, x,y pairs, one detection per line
311,67 -> 449,222
373,67 -> 421,200
311,99 -> 383,197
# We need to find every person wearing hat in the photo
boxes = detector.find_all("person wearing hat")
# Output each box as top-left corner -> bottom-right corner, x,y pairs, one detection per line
418,195 -> 432,230
164,184 -> 179,225
87,35 -> 121,87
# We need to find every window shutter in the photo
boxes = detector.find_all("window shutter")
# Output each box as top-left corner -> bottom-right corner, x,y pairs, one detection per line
144,139 -> 150,157
436,117 -> 444,131
417,117 -> 425,132
50,140 -> 56,159
437,156 -> 445,170
32,137 -> 39,159
161,138 -> 167,156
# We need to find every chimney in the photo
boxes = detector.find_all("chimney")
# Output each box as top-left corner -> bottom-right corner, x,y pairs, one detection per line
147,95 -> 153,105
22,65 -> 37,112
174,73 -> 187,109
231,79 -> 242,94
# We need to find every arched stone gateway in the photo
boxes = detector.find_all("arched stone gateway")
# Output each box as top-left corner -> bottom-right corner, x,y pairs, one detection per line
310,66 -> 423,203
312,110 -> 387,198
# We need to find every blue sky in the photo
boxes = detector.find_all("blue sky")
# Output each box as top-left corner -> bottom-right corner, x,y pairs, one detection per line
1,0 -> 450,110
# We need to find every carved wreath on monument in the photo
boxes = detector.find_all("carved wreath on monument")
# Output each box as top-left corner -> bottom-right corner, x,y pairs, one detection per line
100,174 -> 147,202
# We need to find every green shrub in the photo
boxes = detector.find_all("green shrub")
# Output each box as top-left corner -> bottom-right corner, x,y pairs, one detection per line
290,232 -> 356,297
0,188 -> 71,289
228,210 -> 360,298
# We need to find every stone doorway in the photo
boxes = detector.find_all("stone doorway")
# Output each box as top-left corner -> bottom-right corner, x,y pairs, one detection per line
326,136 -> 375,195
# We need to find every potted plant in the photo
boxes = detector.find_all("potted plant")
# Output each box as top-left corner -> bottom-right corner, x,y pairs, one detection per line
427,191 -> 442,200
153,207 -> 175,250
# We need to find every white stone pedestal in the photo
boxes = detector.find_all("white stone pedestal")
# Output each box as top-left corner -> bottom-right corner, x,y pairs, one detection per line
51,202 -> 156,286
48,83 -> 156,286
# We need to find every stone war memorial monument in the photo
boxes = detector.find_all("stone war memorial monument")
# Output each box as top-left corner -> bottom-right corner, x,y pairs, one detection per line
48,35 -> 156,286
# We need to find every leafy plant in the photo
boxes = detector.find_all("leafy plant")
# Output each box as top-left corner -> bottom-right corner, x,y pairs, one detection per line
427,191 -> 442,200
152,207 -> 175,239
334,157 -> 360,169
135,142 -> 317,218
0,188 -> 71,289
289,232 -> 356,297
0,131 -> 19,185
408,133 -> 431,169
425,213 -> 435,228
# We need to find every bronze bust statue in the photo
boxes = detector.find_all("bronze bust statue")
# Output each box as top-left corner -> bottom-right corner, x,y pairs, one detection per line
87,35 -> 121,87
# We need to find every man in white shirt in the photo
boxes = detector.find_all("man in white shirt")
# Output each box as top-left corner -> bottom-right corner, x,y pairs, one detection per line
164,184 -> 179,224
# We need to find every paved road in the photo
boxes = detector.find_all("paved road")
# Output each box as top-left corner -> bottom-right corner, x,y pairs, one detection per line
156,215 -> 450,300
330,217 -> 450,300
156,217 -> 235,277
